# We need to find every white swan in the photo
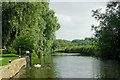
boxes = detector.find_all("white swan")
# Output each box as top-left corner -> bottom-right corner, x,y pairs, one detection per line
34,64 -> 41,68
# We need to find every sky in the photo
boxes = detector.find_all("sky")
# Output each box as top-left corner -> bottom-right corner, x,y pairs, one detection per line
49,1 -> 108,41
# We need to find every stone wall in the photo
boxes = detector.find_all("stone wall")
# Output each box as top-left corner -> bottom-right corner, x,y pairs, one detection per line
0,57 -> 27,80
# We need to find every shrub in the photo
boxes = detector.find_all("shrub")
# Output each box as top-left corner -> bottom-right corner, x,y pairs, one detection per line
0,54 -> 19,57
7,46 -> 17,54
13,34 -> 34,55
55,48 -> 66,52
2,49 -> 8,54
31,50 -> 38,64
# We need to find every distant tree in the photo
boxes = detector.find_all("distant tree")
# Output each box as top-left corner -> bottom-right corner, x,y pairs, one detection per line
72,38 -> 92,46
52,39 -> 74,49
52,38 -> 92,49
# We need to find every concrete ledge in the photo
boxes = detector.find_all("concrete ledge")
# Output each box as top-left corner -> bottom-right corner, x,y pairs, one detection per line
0,57 -> 27,80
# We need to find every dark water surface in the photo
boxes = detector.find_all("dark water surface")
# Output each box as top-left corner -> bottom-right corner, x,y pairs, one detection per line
13,53 -> 120,78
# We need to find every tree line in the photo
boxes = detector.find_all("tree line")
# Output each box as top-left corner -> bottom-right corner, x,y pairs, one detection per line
52,38 -> 92,49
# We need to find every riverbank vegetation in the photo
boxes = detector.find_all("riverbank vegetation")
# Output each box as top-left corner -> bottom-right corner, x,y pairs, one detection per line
55,45 -> 99,56
0,54 -> 19,66
52,38 -> 92,49
91,1 -> 120,59
31,50 -> 39,64
0,54 -> 19,57
53,38 -> 99,56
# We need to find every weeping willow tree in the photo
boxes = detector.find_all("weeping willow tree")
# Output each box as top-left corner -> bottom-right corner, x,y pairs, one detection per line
2,2 -> 60,56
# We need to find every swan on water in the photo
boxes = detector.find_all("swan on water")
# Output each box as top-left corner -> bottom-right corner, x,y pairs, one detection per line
34,64 -> 41,68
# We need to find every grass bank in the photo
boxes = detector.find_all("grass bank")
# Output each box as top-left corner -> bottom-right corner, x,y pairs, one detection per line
0,54 -> 19,66
55,45 -> 99,56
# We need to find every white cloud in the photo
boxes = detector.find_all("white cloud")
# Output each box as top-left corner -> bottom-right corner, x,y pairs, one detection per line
50,2 -> 107,40
55,13 -> 71,23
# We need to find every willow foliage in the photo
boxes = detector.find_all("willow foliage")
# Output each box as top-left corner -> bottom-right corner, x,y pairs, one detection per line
2,2 -> 60,56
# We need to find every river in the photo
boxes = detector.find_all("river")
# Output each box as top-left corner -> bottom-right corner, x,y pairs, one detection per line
13,53 -> 120,79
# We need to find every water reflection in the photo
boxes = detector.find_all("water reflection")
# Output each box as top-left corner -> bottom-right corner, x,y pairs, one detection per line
13,54 -> 59,78
13,53 -> 120,79
53,56 -> 95,78
93,58 -> 120,78
53,55 -> 120,78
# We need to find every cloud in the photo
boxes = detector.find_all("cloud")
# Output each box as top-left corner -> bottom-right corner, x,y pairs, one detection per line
55,13 -> 71,23
50,2 -> 107,40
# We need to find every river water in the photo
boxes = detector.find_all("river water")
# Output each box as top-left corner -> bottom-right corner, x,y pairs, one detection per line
13,53 -> 120,79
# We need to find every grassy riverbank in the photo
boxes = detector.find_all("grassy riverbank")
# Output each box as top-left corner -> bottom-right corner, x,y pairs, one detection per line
0,54 -> 19,66
55,45 -> 99,56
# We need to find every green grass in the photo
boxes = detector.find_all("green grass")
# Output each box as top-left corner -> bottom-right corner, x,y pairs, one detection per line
0,54 -> 19,57
0,57 -> 19,66
0,54 -> 19,66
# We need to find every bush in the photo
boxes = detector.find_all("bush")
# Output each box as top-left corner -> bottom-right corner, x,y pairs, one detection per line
13,34 -> 34,53
7,46 -> 17,54
0,54 -> 19,57
94,46 -> 101,57
31,50 -> 38,64
1,46 -> 18,54
2,49 -> 8,54
55,48 -> 66,52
